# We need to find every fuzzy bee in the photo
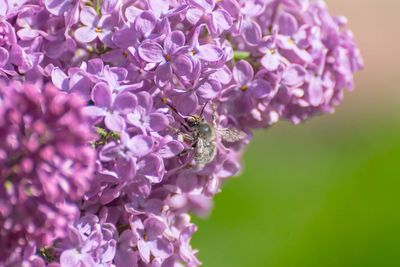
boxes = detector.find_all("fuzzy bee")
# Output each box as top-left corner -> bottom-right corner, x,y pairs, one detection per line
165,100 -> 247,170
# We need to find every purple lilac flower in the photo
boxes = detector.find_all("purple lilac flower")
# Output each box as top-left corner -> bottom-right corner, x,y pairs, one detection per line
0,0 -> 362,266
0,81 -> 95,261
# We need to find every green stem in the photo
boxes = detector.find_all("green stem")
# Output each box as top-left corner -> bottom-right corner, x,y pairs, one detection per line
95,0 -> 101,16
233,51 -> 251,61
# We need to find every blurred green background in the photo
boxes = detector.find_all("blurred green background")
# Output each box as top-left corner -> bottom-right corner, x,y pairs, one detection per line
192,0 -> 400,266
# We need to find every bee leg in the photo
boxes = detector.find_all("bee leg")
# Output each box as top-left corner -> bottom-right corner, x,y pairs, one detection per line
178,147 -> 193,157
168,126 -> 194,142
211,102 -> 218,129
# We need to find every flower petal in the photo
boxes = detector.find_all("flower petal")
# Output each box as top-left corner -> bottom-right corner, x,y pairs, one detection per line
74,26 -> 97,43
0,47 -> 9,67
105,113 -> 126,132
211,9 -> 232,34
148,238 -> 174,259
172,54 -> 193,76
186,8 -> 203,25
250,79 -> 274,99
196,44 -> 223,62
261,50 -> 281,71
149,0 -> 169,18
44,0 -> 72,16
233,60 -> 253,85
158,140 -> 184,158
155,63 -> 173,87
241,20 -> 262,46
114,92 -> 138,114
83,106 -> 107,118
137,154 -> 164,183
51,68 -> 69,91
149,113 -> 169,132
188,0 -> 214,13
138,42 -> 165,63
133,11 -> 157,37
164,31 -> 185,54
144,217 -> 166,240
282,64 -> 307,88
91,82 -> 112,108
127,135 -> 154,158
197,79 -> 221,99
80,6 -> 98,26
278,12 -> 299,36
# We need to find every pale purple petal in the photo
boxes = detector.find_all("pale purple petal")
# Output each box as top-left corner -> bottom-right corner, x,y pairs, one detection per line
148,238 -> 174,259
138,239 -> 151,263
233,60 -> 253,85
261,50 -> 281,71
155,63 -> 173,87
138,42 -> 165,63
125,6 -> 143,23
51,68 -> 69,91
241,20 -> 262,46
44,0 -> 73,16
17,28 -> 39,40
249,79 -> 274,99
127,135 -> 153,157
211,9 -> 232,33
186,8 -> 203,25
91,82 -> 112,108
172,55 -> 193,76
116,156 -> 136,181
197,79 -> 221,99
74,26 -> 97,43
149,113 -> 169,131
80,6 -> 98,27
164,31 -> 185,54
149,0 -> 169,18
134,11 -> 157,37
137,154 -> 164,183
158,141 -> 184,158
188,0 -> 214,12
114,92 -> 137,114
308,76 -> 324,106
0,47 -> 9,67
282,64 -> 307,88
209,65 -> 232,84
196,44 -> 223,62
144,217 -> 166,240
105,113 -> 126,132
84,106 -> 107,118
279,12 -> 299,36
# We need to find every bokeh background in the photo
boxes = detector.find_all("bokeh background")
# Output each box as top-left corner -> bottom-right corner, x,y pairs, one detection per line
192,0 -> 400,266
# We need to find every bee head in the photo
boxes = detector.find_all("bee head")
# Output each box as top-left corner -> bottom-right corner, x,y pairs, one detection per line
186,115 -> 202,127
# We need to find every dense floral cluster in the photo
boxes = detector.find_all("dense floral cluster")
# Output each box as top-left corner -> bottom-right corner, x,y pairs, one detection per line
0,81 -> 95,263
0,0 -> 362,266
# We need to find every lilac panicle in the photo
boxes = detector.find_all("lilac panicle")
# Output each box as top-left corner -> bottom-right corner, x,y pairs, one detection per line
0,0 -> 362,266
0,81 -> 95,261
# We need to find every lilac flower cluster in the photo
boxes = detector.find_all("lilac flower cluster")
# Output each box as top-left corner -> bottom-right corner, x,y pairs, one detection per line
0,81 -> 95,262
0,0 -> 362,266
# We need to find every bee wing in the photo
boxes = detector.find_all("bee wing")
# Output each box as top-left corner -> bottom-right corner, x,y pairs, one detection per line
217,128 -> 247,143
194,138 -> 217,168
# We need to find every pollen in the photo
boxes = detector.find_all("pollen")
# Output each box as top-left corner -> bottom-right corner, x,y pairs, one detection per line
123,50 -> 129,57
165,54 -> 171,61
162,97 -> 168,104
269,49 -> 276,54
95,27 -> 103,33
240,85 -> 248,92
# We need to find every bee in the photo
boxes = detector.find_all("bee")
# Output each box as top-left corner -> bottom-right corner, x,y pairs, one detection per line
164,100 -> 247,170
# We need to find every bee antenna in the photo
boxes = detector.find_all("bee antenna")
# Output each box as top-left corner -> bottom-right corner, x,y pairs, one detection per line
199,100 -> 210,117
163,98 -> 191,131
